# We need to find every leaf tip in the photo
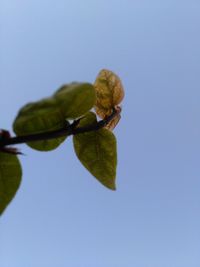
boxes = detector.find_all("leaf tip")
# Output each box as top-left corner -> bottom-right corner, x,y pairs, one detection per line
103,181 -> 116,191
110,185 -> 117,191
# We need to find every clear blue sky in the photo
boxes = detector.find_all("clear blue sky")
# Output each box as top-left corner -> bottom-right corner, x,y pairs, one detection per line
1,1 -> 200,266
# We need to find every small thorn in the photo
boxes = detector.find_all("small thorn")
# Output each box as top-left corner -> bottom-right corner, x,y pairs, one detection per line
0,147 -> 24,155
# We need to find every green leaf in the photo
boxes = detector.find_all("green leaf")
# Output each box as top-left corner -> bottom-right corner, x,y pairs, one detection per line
54,83 -> 96,119
13,83 -> 96,151
13,97 -> 68,151
73,112 -> 117,190
0,152 -> 22,215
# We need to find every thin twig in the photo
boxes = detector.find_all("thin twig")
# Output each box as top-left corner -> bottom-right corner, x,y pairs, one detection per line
0,109 -> 120,148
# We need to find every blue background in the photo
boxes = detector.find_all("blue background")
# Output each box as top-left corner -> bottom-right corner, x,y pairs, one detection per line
1,1 -> 200,266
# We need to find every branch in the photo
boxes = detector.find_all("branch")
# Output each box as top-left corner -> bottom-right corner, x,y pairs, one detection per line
0,109 -> 120,148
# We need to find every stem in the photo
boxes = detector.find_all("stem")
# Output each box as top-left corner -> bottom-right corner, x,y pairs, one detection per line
0,109 -> 119,148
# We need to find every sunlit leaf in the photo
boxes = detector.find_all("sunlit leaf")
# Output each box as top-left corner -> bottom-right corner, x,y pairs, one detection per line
0,152 -> 22,215
13,82 -> 96,151
73,112 -> 117,190
13,97 -> 68,151
54,83 -> 96,119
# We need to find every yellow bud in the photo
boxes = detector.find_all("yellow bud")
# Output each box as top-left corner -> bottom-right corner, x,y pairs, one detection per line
94,69 -> 124,116
94,69 -> 124,130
